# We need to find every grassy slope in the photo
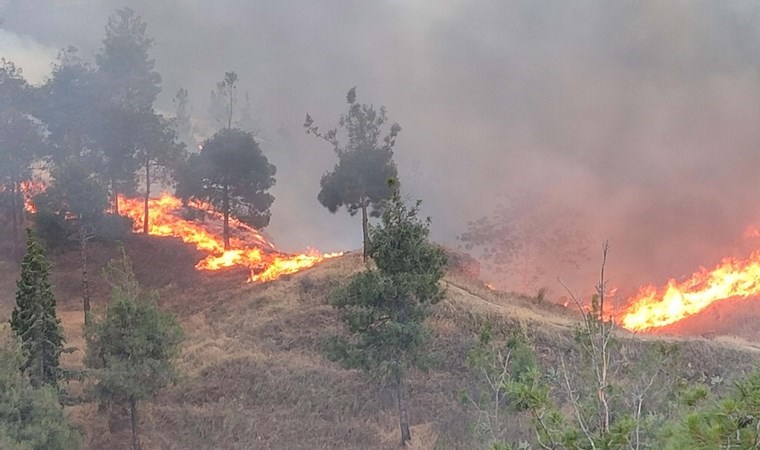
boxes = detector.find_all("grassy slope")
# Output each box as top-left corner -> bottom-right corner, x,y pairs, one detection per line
1,236 -> 759,449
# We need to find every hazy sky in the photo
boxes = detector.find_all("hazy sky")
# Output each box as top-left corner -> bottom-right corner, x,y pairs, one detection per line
4,0 -> 760,292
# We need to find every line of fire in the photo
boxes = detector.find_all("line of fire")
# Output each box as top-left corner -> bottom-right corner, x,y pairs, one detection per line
15,180 -> 760,332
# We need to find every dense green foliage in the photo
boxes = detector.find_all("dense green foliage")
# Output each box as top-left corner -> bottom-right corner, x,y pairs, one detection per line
328,188 -> 446,380
10,229 -> 64,388
327,186 -> 446,444
85,294 -> 183,404
0,330 -> 80,450
85,250 -> 183,450
661,370 -> 760,449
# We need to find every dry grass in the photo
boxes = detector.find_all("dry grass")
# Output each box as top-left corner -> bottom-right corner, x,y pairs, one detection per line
2,238 -> 760,448
0,260 -> 19,320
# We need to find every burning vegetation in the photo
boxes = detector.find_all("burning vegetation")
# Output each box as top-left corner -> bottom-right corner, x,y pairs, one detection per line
17,182 -> 341,284
619,251 -> 760,331
117,194 -> 341,283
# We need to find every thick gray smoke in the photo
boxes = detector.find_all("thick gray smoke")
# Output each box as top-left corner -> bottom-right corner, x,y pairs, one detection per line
4,0 -> 760,293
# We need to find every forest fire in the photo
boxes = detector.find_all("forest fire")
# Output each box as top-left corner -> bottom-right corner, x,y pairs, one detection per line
619,253 -> 760,331
118,194 -> 341,283
20,181 -> 45,214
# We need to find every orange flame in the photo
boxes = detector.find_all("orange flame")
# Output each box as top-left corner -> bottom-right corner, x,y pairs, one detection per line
118,194 -> 341,283
619,253 -> 760,331
17,180 -> 45,214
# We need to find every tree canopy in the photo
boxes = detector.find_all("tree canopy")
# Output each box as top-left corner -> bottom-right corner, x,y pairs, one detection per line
327,185 -> 446,445
85,250 -> 183,450
96,7 -> 161,111
305,87 -> 401,259
95,7 -> 164,214
176,128 -> 276,248
0,59 -> 46,251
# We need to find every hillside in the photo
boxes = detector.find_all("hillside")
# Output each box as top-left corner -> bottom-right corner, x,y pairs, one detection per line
2,235 -> 760,449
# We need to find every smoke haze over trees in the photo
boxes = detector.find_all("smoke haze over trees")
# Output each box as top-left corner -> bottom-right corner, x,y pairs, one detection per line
5,1 -> 760,291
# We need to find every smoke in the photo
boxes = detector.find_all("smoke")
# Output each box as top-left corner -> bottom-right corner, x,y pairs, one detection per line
0,28 -> 57,83
4,0 -> 760,292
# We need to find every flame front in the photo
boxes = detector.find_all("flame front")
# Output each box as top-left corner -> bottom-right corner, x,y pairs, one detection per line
18,180 -> 45,214
619,253 -> 760,331
118,194 -> 341,283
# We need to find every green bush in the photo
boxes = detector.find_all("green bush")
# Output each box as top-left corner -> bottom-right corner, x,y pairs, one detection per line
0,329 -> 80,449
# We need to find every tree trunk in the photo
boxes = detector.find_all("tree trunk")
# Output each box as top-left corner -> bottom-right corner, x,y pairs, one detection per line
79,225 -> 91,325
222,184 -> 230,250
143,156 -> 150,234
10,178 -> 19,256
360,198 -> 369,262
599,242 -> 610,434
396,378 -> 412,446
130,398 -> 141,450
111,178 -> 119,215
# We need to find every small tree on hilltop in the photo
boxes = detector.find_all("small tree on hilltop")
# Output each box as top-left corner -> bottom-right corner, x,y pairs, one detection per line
305,87 -> 401,261
10,228 -> 64,389
85,250 -> 183,450
326,183 -> 446,446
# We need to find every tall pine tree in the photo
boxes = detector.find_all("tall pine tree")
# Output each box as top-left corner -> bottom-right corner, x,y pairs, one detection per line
95,7 -> 161,214
10,228 -> 64,388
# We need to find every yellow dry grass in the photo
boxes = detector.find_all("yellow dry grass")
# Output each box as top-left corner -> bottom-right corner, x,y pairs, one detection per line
2,241 -> 760,449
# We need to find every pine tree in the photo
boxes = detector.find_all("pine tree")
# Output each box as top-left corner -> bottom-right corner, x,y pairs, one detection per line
176,128 -> 276,248
95,7 -> 162,214
10,228 -> 64,388
172,87 -> 194,149
209,71 -> 238,130
326,184 -> 446,445
0,59 -> 46,254
304,87 -> 401,261
85,249 -> 183,450
0,330 -> 80,449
